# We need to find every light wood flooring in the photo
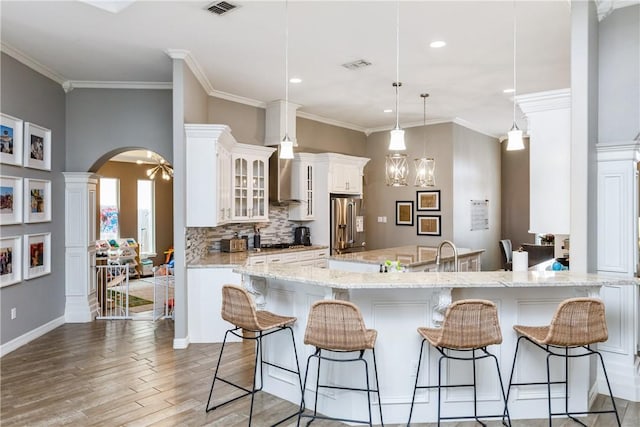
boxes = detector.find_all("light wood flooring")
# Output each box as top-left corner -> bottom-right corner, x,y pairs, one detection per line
1,320 -> 638,426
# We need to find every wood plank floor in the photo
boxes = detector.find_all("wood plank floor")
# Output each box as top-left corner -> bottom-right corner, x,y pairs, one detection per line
1,320 -> 637,426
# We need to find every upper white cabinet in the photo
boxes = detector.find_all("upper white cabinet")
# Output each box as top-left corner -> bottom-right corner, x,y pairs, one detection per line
185,124 -> 235,227
185,124 -> 275,226
314,153 -> 369,195
289,153 -> 315,221
231,144 -> 274,222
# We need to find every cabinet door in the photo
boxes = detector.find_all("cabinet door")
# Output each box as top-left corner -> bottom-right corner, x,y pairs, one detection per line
232,156 -> 249,219
250,158 -> 268,220
290,162 -> 314,220
331,163 -> 361,194
217,145 -> 231,223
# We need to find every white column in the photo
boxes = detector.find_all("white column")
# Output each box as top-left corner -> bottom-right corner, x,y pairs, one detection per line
596,141 -> 640,401
63,172 -> 99,323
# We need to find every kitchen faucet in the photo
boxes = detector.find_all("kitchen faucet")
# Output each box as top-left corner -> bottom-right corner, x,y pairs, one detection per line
435,240 -> 459,272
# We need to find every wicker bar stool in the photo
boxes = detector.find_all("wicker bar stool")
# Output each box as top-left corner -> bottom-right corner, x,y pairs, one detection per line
407,299 -> 511,427
206,285 -> 303,427
296,300 -> 384,426
505,297 -> 621,426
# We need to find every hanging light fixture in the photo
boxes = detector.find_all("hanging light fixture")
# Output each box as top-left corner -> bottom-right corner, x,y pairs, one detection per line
279,0 -> 294,160
388,0 -> 405,151
506,0 -> 524,151
385,0 -> 408,186
139,151 -> 173,181
415,93 -> 436,187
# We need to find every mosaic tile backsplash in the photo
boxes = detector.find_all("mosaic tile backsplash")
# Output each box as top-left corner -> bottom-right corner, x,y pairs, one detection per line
185,204 -> 305,264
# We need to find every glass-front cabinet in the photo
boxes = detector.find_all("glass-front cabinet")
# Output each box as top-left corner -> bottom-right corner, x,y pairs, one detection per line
289,153 -> 315,221
231,144 -> 273,222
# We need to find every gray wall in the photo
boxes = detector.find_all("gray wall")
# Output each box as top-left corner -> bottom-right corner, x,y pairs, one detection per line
452,124 -> 502,271
208,97 -> 265,145
297,117 -> 366,156
0,53 -> 66,345
364,123 -> 455,250
66,88 -> 172,172
598,4 -> 640,143
501,137 -> 533,250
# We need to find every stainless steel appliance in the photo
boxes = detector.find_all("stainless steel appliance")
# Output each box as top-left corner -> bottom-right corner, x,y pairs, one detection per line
330,194 -> 366,255
294,226 -> 311,246
220,238 -> 247,253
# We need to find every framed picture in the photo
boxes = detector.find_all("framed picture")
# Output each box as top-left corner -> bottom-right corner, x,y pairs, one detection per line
417,215 -> 442,236
24,233 -> 51,280
0,175 -> 23,225
23,122 -> 51,171
417,190 -> 441,211
396,200 -> 414,226
0,235 -> 22,287
24,178 -> 51,223
0,113 -> 24,166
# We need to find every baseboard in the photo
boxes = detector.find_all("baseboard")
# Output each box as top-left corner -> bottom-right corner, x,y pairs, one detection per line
173,336 -> 190,349
0,316 -> 65,358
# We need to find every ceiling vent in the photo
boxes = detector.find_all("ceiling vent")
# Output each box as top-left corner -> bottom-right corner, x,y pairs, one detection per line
341,59 -> 373,70
207,1 -> 238,15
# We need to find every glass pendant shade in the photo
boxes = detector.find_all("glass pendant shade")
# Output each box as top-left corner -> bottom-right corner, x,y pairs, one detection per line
414,157 -> 435,187
506,123 -> 524,151
389,127 -> 406,151
385,153 -> 408,186
280,135 -> 294,159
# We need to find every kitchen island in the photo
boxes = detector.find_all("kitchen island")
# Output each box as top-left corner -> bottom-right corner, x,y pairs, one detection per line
233,263 -> 638,424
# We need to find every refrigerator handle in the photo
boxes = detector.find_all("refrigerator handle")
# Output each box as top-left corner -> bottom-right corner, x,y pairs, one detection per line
349,202 -> 355,243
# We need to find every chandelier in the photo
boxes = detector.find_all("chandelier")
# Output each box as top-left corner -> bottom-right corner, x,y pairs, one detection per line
137,151 -> 173,180
415,93 -> 435,187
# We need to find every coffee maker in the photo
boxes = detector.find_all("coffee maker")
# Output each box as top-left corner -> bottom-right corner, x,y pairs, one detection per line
294,226 -> 311,246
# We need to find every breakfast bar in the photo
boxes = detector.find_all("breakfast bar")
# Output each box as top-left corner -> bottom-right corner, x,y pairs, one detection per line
233,264 -> 637,424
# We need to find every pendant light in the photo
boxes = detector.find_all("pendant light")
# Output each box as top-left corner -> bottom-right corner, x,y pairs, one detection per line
279,0 -> 294,160
415,93 -> 436,187
506,0 -> 524,151
385,0 -> 408,186
388,0 -> 405,151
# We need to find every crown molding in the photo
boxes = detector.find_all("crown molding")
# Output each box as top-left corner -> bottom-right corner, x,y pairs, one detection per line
211,89 -> 266,108
516,88 -> 571,114
1,42 -> 66,85
365,117 -> 498,140
63,81 -> 172,92
596,0 -> 640,21
165,48 -> 214,94
296,111 -> 366,134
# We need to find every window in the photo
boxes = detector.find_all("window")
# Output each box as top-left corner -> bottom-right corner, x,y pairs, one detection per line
99,178 -> 119,241
137,179 -> 155,256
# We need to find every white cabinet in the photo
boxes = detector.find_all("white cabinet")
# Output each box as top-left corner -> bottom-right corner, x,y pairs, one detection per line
289,153 -> 315,221
246,248 -> 328,268
185,124 -> 235,227
231,144 -> 275,222
331,162 -> 362,194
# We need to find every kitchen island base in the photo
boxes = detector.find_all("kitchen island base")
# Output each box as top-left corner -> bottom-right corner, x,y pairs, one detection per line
237,270 -> 615,425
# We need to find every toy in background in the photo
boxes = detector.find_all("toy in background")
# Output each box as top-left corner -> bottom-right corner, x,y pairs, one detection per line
164,246 -> 174,269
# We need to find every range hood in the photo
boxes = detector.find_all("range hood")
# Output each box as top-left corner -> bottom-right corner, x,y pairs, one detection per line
265,100 -> 300,204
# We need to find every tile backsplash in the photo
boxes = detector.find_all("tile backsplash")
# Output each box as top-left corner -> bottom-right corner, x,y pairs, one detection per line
185,204 -> 303,264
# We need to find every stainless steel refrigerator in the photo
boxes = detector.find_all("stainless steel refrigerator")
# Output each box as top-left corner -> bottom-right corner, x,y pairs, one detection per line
330,194 -> 366,255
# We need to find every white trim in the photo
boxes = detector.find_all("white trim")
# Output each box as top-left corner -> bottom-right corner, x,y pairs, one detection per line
0,42 -> 66,85
211,89 -> 266,108
165,48 -> 214,94
296,111 -> 367,134
516,89 -> 571,114
0,316 -> 65,358
63,81 -> 172,91
367,117 -> 499,140
173,336 -> 190,349
596,0 -> 640,21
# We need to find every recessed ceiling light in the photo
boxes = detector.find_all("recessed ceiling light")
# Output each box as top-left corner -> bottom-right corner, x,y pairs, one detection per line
503,88 -> 515,94
430,40 -> 446,48
383,109 -> 393,113
289,77 -> 302,84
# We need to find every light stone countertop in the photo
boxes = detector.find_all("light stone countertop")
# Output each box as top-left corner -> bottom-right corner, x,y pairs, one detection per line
233,264 -> 639,289
329,245 -> 484,268
188,245 -> 329,268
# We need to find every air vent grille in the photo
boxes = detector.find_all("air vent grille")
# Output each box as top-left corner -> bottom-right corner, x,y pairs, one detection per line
207,1 -> 238,15
341,59 -> 373,70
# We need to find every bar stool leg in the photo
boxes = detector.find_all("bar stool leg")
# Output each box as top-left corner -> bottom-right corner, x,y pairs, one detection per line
546,353 -> 553,427
247,333 -> 263,427
437,354 -> 444,427
312,349 -> 322,421
472,349 -> 480,424
488,351 -> 511,427
407,339 -> 426,426
371,348 -> 384,426
596,350 -> 622,427
206,329 -> 231,411
503,335 -> 525,422
359,352 -> 373,427
296,351 -> 315,427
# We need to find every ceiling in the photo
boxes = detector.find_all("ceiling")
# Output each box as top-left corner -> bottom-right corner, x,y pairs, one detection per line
0,0 -> 589,138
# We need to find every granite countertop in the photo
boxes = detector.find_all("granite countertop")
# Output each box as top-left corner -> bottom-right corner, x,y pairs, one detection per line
189,245 -> 329,268
329,245 -> 485,267
232,264 -> 639,290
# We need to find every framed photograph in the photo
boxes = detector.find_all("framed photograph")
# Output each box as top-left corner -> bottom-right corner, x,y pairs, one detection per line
417,215 -> 442,236
417,190 -> 441,211
0,175 -> 23,225
23,122 -> 51,171
0,113 -> 24,166
24,178 -> 51,223
24,233 -> 51,280
396,200 -> 414,226
0,235 -> 22,287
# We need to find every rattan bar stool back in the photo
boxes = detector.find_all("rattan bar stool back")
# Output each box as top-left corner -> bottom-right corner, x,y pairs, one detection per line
505,297 -> 620,426
206,285 -> 303,427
